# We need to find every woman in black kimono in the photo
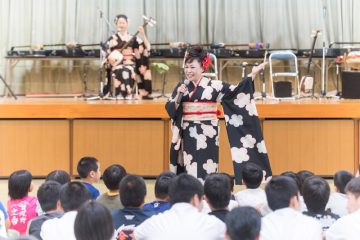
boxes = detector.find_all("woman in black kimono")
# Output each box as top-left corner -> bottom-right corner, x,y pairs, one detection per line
165,46 -> 272,184
104,14 -> 152,99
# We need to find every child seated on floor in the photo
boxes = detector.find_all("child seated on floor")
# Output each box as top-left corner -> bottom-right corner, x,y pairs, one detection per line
302,176 -> 339,231
77,156 -> 101,199
326,170 -> 354,217
97,164 -> 127,212
143,172 -> 176,214
7,170 -> 37,235
234,162 -> 270,215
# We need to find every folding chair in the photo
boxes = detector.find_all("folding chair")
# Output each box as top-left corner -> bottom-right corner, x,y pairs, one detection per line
269,51 -> 300,99
202,53 -> 218,79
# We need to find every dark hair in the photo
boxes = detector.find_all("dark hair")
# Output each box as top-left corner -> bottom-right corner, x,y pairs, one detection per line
60,182 -> 91,212
280,171 -> 301,189
220,172 -> 234,192
119,175 -> 146,208
302,176 -> 330,213
334,170 -> 354,194
265,176 -> 299,211
8,170 -> 32,199
37,181 -> 62,212
114,14 -> 128,24
225,206 -> 261,240
155,172 -> 176,200
345,177 -> 360,198
184,46 -> 207,66
204,174 -> 231,210
46,170 -> 71,185
242,163 -> 263,189
103,164 -> 127,191
77,156 -> 99,179
74,201 -> 114,240
169,173 -> 204,205
296,170 -> 314,195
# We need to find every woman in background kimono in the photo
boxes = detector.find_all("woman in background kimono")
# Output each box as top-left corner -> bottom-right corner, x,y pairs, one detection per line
165,46 -> 272,184
104,14 -> 152,99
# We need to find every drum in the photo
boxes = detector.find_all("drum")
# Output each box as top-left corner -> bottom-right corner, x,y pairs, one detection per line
108,50 -> 124,66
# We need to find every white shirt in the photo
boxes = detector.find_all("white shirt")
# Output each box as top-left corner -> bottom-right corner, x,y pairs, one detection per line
234,188 -> 271,215
326,208 -> 360,240
326,192 -> 348,217
261,207 -> 322,240
134,202 -> 225,240
40,211 -> 77,240
0,211 -> 7,238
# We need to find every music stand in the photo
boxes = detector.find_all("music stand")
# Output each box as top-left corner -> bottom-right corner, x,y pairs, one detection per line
0,74 -> 17,100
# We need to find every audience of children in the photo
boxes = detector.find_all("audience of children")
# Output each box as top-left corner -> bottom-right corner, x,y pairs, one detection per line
74,200 -> 115,240
97,164 -> 127,212
77,156 -> 101,200
235,163 -> 270,215
301,176 -> 339,231
7,170 -> 37,235
134,173 -> 226,240
3,158 -> 360,240
326,177 -> 360,239
143,171 -> 175,214
112,174 -> 155,239
40,181 -> 91,240
260,176 -> 322,240
27,181 -> 63,240
225,206 -> 261,240
326,170 -> 354,217
203,173 -> 231,222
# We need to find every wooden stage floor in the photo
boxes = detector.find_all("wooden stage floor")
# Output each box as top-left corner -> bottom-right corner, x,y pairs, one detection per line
0,96 -> 358,178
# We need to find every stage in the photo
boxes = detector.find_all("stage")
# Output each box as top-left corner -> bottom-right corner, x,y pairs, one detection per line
0,97 -> 357,178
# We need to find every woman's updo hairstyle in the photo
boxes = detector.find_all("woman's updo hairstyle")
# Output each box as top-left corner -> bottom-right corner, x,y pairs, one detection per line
114,14 -> 128,24
184,46 -> 211,71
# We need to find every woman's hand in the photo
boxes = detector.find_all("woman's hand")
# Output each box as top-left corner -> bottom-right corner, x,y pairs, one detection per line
177,84 -> 188,95
248,62 -> 267,80
138,26 -> 145,37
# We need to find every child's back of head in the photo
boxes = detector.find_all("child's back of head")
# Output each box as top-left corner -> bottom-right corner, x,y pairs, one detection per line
60,182 -> 91,212
46,170 -> 71,185
119,175 -> 147,208
77,156 -> 100,180
302,176 -> 330,213
334,170 -> 354,194
242,163 -> 263,189
204,173 -> 231,210
37,180 -> 62,212
154,172 -> 176,200
296,170 -> 314,195
8,170 -> 32,200
103,164 -> 127,191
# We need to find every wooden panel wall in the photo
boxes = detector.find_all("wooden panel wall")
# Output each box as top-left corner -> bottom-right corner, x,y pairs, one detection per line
72,120 -> 165,176
263,119 -> 356,175
0,120 -> 70,176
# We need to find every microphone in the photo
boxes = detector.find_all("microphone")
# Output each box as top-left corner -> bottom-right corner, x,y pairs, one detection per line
176,80 -> 190,104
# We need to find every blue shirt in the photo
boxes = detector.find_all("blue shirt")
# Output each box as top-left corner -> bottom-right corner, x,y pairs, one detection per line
0,202 -> 7,220
83,182 -> 100,200
143,201 -> 171,214
112,208 -> 155,240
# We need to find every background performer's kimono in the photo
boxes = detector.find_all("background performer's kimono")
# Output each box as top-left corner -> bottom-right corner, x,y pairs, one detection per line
165,76 -> 272,184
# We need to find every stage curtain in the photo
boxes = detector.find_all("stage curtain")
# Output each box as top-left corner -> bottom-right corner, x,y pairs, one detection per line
0,0 -> 359,95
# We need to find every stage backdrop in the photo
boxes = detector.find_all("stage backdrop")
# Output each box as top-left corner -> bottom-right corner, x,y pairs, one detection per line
0,0 -> 359,95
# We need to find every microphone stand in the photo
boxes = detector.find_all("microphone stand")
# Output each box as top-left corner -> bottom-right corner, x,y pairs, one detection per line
320,4 -> 327,97
86,7 -> 117,101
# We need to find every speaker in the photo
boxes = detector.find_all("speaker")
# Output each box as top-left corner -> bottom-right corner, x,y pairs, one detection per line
341,71 -> 360,99
274,81 -> 292,98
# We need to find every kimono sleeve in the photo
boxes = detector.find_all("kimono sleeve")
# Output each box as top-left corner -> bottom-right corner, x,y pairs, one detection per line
221,77 -> 272,184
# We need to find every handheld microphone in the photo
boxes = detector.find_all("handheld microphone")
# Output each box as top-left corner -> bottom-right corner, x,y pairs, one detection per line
176,80 -> 190,104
